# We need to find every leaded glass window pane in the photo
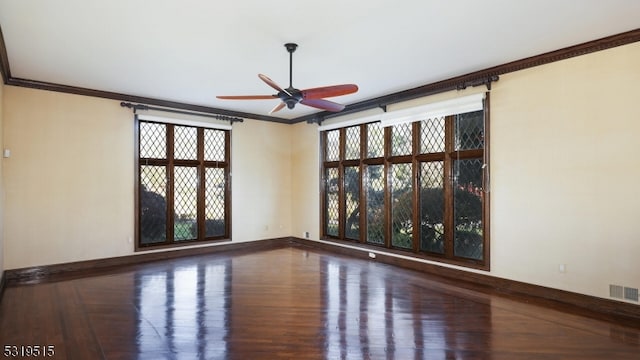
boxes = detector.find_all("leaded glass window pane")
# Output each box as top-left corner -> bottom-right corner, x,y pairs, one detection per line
453,158 -> 483,260
325,130 -> 340,161
420,117 -> 445,153
366,165 -> 384,245
205,168 -> 225,237
391,163 -> 413,249
140,122 -> 166,159
420,162 -> 445,253
174,166 -> 198,241
325,167 -> 339,237
367,122 -> 384,158
205,129 -> 226,162
174,126 -> 198,160
319,106 -> 488,268
344,126 -> 360,160
140,165 -> 167,244
344,166 -> 360,240
391,122 -> 412,156
455,111 -> 484,151
138,121 -> 230,248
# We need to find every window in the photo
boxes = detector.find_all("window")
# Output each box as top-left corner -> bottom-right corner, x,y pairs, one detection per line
137,120 -> 230,249
320,100 -> 489,269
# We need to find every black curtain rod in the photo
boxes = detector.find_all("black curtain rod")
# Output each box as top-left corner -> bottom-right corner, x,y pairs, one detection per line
120,102 -> 244,124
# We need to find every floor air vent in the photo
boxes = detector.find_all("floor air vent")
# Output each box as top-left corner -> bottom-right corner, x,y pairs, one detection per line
609,284 -> 623,299
610,284 -> 639,302
624,287 -> 639,302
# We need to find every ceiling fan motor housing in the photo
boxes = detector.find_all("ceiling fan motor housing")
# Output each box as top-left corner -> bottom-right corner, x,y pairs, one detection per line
280,88 -> 302,109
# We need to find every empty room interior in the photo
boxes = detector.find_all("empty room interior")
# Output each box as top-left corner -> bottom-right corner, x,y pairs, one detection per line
0,1 -> 639,359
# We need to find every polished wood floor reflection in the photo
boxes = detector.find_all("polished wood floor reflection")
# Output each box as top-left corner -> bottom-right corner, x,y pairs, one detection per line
1,246 -> 638,359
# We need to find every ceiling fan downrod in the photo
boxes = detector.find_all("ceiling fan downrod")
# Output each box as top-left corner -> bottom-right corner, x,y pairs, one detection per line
284,43 -> 298,89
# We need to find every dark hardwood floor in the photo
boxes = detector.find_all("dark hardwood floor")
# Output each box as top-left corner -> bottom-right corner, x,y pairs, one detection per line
1,245 -> 638,359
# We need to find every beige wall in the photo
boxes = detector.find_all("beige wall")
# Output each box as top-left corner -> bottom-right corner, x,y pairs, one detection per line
2,88 -> 294,269
291,42 -> 640,303
290,122 -> 320,240
3,89 -> 135,268
488,42 -> 640,300
231,120 -> 292,240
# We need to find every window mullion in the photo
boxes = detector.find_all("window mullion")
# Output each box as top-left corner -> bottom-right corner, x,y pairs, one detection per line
338,164 -> 345,239
412,121 -> 420,253
383,126 -> 391,248
338,128 -> 346,240
197,128 -> 205,241
359,124 -> 366,244
224,130 -> 231,239
443,116 -> 454,258
166,124 -> 175,243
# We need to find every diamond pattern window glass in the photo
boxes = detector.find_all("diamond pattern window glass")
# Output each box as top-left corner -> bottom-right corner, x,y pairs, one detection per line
344,126 -> 361,160
421,117 -> 445,154
420,162 -> 444,254
140,122 -> 166,159
174,166 -> 198,241
174,126 -> 198,160
137,120 -> 230,248
391,123 -> 412,156
320,98 -> 489,270
344,166 -> 360,240
366,165 -> 385,245
140,165 -> 167,245
453,158 -> 484,260
325,130 -> 340,162
205,129 -> 225,162
205,168 -> 226,238
455,111 -> 484,151
391,163 -> 413,249
325,167 -> 339,237
367,122 -> 384,158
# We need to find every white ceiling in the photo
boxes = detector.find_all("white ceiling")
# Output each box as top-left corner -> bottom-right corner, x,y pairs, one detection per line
1,1 -> 639,120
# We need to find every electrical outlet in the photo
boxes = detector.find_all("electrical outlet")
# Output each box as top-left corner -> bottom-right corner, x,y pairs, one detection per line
304,231 -> 310,239
558,264 -> 566,273
368,252 -> 376,259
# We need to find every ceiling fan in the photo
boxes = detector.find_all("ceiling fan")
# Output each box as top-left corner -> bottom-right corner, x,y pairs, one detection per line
217,43 -> 358,114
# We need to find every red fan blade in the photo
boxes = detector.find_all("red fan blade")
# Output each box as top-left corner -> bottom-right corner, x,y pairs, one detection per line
302,84 -> 358,99
269,102 -> 286,114
300,98 -> 345,112
258,74 -> 291,96
216,95 -> 277,100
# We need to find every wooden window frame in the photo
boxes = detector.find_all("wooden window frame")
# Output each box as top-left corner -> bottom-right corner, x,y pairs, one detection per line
135,119 -> 231,251
320,96 -> 490,270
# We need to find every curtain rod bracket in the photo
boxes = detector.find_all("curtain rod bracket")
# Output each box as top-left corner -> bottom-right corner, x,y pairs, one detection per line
307,116 -> 324,125
456,75 -> 499,91
120,102 -> 148,113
